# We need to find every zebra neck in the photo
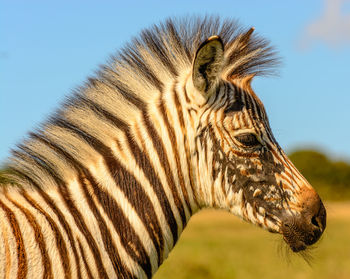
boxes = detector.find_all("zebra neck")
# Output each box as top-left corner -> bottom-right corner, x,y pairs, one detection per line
1,77 -> 202,277
0,162 -> 196,278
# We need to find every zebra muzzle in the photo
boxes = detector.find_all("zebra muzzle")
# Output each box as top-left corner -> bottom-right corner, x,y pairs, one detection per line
281,198 -> 326,252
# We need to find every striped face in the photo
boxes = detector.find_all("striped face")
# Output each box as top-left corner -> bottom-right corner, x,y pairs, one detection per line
191,36 -> 326,252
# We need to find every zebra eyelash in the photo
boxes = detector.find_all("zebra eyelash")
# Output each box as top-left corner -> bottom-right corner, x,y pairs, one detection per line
234,133 -> 261,148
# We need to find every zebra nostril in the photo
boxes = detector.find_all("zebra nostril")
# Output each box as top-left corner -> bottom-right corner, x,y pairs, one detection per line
309,200 -> 326,233
311,215 -> 319,228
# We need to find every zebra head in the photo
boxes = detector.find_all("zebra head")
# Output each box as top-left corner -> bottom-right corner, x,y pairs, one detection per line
190,33 -> 326,252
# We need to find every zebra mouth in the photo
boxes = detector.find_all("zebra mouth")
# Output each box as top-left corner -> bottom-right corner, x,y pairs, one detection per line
281,222 -> 323,252
282,235 -> 308,252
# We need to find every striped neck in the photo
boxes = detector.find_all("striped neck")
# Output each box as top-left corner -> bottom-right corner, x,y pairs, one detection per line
2,75 -> 201,278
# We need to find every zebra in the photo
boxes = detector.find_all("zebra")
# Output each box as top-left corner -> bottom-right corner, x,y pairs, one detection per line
0,16 -> 326,278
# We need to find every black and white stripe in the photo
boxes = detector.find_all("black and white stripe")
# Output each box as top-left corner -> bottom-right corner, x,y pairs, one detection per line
0,16 -> 326,278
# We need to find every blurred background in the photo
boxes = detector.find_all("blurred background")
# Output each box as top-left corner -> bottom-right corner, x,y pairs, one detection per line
1,0 -> 349,278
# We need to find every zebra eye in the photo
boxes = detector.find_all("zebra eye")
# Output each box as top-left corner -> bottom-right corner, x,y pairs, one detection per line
234,133 -> 261,147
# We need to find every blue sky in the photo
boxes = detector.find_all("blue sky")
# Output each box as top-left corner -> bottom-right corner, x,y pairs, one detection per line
1,0 -> 350,161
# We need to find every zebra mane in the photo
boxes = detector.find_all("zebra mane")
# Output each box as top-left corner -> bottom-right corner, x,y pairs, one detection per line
3,16 -> 280,188
99,16 -> 279,96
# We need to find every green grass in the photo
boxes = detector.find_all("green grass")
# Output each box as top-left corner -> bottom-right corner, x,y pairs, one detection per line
154,203 -> 350,279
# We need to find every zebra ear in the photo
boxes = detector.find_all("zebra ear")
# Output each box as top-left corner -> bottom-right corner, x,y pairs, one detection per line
192,36 -> 224,94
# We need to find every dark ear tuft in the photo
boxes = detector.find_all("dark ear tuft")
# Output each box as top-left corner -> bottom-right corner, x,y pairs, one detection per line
192,36 -> 224,94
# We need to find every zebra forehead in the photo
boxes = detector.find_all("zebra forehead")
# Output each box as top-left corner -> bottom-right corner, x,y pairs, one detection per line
221,82 -> 268,125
